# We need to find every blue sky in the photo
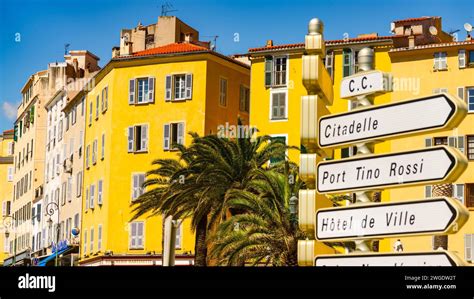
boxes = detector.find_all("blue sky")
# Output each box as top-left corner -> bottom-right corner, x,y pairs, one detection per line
0,0 -> 472,132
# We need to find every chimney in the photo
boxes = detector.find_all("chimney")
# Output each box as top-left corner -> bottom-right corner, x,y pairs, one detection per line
184,33 -> 193,43
408,35 -> 415,49
73,58 -> 79,77
266,40 -> 273,47
112,47 -> 120,58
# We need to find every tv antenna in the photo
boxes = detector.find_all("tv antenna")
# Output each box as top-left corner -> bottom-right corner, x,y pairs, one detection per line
64,43 -> 70,55
161,2 -> 177,16
203,35 -> 219,51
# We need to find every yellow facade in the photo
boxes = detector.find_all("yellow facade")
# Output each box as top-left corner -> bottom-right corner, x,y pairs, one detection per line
80,52 -> 249,265
249,38 -> 393,255
383,42 -> 474,262
0,130 -> 14,265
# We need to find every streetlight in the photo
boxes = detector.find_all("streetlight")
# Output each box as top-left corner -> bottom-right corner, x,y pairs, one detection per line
3,215 -> 17,266
46,201 -> 60,266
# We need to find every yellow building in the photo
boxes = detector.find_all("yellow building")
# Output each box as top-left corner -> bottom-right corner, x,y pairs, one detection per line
0,129 -> 14,265
385,35 -> 474,262
79,42 -> 250,266
248,34 -> 393,255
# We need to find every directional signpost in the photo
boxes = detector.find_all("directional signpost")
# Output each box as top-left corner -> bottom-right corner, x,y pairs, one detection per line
315,251 -> 466,266
318,93 -> 467,148
340,70 -> 392,99
317,146 -> 467,194
315,197 -> 469,241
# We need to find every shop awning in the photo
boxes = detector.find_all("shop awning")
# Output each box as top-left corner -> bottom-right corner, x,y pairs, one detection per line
37,247 -> 72,266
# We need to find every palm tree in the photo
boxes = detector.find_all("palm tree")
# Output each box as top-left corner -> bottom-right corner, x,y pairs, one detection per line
209,163 -> 305,266
131,125 -> 290,266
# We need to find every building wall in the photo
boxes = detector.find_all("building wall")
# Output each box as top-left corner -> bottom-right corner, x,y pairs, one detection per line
0,132 -> 14,264
384,44 -> 474,262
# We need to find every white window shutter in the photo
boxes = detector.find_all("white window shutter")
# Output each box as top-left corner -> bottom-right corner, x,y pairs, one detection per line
448,136 -> 457,148
141,125 -> 148,151
466,234 -> 472,261
98,180 -> 103,205
425,185 -> 432,198
459,50 -> 466,68
148,77 -> 155,103
457,87 -> 465,101
457,136 -> 465,153
425,138 -> 432,147
132,174 -> 138,200
163,124 -> 170,150
185,74 -> 193,99
128,127 -> 134,152
129,79 -> 135,104
454,184 -> 465,204
105,87 -> 108,110
137,222 -> 143,247
90,184 -> 95,208
139,174 -> 145,196
177,123 -> 184,145
85,187 -> 89,210
165,75 -> 172,101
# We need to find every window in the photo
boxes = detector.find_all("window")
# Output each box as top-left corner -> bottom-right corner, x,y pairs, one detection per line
90,227 -> 94,252
71,104 -> 77,125
101,87 -> 108,112
341,146 -> 357,158
466,184 -> 474,208
79,131 -> 83,158
343,49 -> 354,77
83,230 -> 87,255
453,184 -> 465,205
97,179 -> 103,205
7,166 -> 13,182
76,171 -> 82,197
7,142 -> 14,155
271,92 -> 287,120
466,234 -> 474,262
81,97 -> 85,116
89,101 -> 93,125
274,57 -> 287,86
434,52 -> 447,70
434,137 -> 447,146
240,85 -> 250,113
425,185 -> 432,198
85,144 -> 90,168
61,182 -> 67,205
90,184 -> 95,209
67,177 -> 72,202
2,201 -> 11,216
101,133 -> 105,160
325,50 -> 334,81
127,125 -> 149,152
219,78 -> 228,106
163,122 -> 184,150
98,225 -> 102,251
459,50 -> 466,68
465,136 -> 474,160
469,50 -> 474,65
74,213 -> 79,229
95,95 -> 100,120
467,88 -> 474,112
175,220 -> 182,249
92,139 -> 97,165
269,136 -> 286,164
129,77 -> 155,104
129,222 -> 144,249
131,173 -> 145,200
85,187 -> 89,210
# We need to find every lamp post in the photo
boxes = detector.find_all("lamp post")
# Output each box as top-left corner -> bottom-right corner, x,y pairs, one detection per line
46,201 -> 60,266
3,215 -> 17,266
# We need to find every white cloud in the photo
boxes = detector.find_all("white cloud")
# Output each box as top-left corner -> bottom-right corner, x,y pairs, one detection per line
2,102 -> 17,120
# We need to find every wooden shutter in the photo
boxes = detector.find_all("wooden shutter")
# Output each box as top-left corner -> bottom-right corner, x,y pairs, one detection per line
105,86 -> 108,110
129,79 -> 135,104
85,187 -> 89,209
185,74 -> 193,99
465,234 -> 473,261
141,125 -> 148,151
137,222 -> 144,247
448,136 -> 457,148
239,85 -> 245,111
457,87 -> 465,101
165,75 -> 172,101
128,127 -> 134,152
459,50 -> 466,68
101,134 -> 105,159
90,184 -> 95,208
148,77 -> 155,103
163,124 -> 170,150
132,174 -> 138,200
265,57 -> 273,87
177,123 -> 184,145
138,174 -> 145,196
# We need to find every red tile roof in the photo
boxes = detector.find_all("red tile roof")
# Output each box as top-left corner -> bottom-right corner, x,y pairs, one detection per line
3,129 -> 14,134
122,43 -> 210,58
248,36 -> 392,53
393,17 -> 437,23
390,39 -> 474,52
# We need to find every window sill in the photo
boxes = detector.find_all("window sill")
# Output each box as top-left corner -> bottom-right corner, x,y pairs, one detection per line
270,118 -> 288,122
129,248 -> 144,251
171,98 -> 188,102
433,68 -> 448,72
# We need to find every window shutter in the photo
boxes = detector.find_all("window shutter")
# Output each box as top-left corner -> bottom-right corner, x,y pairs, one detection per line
98,180 -> 103,205
177,123 -> 184,145
425,185 -> 432,198
137,222 -> 143,247
129,79 -> 135,104
459,50 -> 466,68
85,187 -> 89,210
457,136 -> 465,153
148,77 -> 155,103
165,75 -> 172,101
132,174 -> 138,200
466,234 -> 473,261
448,136 -> 457,148
138,174 -> 145,196
140,125 -> 148,151
264,57 -> 273,87
457,87 -> 465,101
101,89 -> 105,112
105,87 -> 108,110
127,127 -> 134,152
101,134 -> 105,159
163,124 -> 170,150
453,184 -> 464,204
425,138 -> 432,147
239,85 -> 245,111
185,74 -> 193,99
90,184 -> 95,208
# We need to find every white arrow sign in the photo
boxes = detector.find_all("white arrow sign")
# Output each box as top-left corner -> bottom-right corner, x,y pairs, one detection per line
319,93 -> 467,148
315,251 -> 465,266
340,70 -> 391,99
315,197 -> 468,241
317,146 -> 467,194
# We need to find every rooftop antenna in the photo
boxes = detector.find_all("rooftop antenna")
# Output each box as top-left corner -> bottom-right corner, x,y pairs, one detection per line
203,35 -> 219,51
161,2 -> 177,16
64,43 -> 70,55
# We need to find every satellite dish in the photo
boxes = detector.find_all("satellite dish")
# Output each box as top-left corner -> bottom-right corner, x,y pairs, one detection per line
390,22 -> 395,33
429,26 -> 438,36
464,23 -> 473,32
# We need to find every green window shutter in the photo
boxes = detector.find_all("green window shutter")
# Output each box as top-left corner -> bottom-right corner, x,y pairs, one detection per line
14,125 -> 18,141
30,105 -> 35,123
19,121 -> 23,138
264,56 -> 273,87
